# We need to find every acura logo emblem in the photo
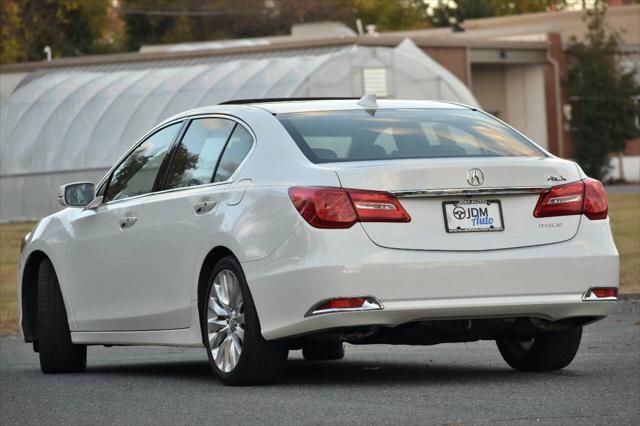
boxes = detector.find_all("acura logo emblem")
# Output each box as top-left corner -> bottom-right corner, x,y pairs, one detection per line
467,168 -> 484,186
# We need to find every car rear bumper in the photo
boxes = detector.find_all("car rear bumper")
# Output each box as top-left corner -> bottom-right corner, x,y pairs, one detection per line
243,217 -> 619,340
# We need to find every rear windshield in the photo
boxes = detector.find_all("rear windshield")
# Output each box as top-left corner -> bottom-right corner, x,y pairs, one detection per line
278,109 -> 544,163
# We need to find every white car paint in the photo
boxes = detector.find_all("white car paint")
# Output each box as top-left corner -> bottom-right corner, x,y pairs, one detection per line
19,99 -> 619,348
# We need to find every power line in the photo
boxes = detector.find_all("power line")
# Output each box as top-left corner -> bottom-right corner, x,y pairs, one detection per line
115,6 -> 265,17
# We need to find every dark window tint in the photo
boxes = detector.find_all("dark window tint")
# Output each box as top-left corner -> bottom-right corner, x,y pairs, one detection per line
164,118 -> 235,190
105,123 -> 181,202
213,125 -> 253,182
278,109 -> 544,163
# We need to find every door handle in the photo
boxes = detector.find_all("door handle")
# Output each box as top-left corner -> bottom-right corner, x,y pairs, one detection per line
194,199 -> 217,215
119,215 -> 138,229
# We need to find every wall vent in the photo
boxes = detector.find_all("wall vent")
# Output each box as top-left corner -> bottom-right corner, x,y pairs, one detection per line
362,68 -> 388,97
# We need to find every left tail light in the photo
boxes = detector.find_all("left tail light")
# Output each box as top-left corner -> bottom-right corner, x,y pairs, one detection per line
288,186 -> 411,229
534,178 -> 607,220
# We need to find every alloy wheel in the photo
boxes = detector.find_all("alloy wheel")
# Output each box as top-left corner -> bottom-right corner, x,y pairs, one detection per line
207,269 -> 245,373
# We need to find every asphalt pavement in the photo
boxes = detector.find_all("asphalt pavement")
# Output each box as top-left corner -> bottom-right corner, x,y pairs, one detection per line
1,298 -> 638,426
605,184 -> 640,194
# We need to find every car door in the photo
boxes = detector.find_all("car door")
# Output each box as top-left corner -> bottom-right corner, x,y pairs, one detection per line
65,121 -> 183,331
134,117 -> 254,330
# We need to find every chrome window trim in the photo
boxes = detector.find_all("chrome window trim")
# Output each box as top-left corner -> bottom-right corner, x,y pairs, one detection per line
97,113 -> 256,207
390,186 -> 552,198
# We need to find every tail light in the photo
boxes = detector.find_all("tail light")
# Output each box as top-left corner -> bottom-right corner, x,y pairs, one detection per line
582,287 -> 618,301
583,178 -> 608,220
288,186 -> 410,229
534,178 -> 607,220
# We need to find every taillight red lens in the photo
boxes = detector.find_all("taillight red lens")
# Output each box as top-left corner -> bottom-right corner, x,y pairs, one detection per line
534,179 -> 607,220
316,297 -> 367,311
591,287 -> 618,298
583,178 -> 608,220
534,181 -> 584,218
347,189 -> 411,223
288,186 -> 410,229
288,187 -> 357,228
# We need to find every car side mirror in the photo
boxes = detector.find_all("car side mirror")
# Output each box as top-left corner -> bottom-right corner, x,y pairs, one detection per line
58,182 -> 101,209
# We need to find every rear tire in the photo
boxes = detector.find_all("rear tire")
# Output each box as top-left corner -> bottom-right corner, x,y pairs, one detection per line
302,340 -> 345,361
202,256 -> 288,385
496,326 -> 582,372
37,259 -> 87,373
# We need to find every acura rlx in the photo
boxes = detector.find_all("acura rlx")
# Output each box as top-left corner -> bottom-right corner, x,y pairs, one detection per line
19,96 -> 618,385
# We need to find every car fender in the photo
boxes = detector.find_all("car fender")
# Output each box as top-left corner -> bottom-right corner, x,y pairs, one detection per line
20,211 -> 78,332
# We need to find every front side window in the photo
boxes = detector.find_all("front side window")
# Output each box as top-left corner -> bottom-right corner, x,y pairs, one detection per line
278,109 -> 544,163
164,118 -> 235,190
104,122 -> 181,202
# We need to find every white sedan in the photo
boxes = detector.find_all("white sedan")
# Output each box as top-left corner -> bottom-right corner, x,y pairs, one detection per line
19,97 -> 619,385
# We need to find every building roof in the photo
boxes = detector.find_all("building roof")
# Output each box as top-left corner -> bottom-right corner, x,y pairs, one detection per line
0,40 -> 478,177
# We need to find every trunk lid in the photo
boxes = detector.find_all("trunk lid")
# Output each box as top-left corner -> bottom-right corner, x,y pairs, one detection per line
332,157 -> 582,251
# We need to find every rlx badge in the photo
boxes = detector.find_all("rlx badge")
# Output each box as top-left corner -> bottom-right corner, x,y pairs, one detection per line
547,175 -> 567,182
466,168 -> 484,186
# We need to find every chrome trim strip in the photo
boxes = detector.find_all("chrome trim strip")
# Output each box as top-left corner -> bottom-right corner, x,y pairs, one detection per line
390,186 -> 551,198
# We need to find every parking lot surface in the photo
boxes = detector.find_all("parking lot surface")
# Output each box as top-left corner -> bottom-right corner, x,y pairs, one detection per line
1,298 -> 638,425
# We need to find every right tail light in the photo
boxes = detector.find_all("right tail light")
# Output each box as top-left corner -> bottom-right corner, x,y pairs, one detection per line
534,178 -> 607,220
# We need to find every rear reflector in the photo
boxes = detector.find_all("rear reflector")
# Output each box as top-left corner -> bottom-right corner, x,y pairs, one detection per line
582,287 -> 618,301
305,296 -> 383,316
534,178 -> 607,220
289,186 -> 410,229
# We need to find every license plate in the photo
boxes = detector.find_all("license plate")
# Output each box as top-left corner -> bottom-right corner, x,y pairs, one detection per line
442,199 -> 504,233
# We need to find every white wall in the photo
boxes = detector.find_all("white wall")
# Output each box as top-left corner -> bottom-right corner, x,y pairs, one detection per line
0,169 -> 108,223
0,72 -> 28,104
504,64 -> 548,150
471,64 -> 507,119
606,156 -> 640,183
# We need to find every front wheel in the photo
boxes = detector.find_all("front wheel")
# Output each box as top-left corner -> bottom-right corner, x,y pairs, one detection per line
37,258 -> 87,373
202,256 -> 288,385
496,326 -> 582,372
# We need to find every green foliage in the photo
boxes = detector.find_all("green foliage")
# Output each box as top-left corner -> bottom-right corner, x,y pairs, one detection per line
352,0 -> 429,31
120,0 -> 430,51
566,6 -> 640,179
428,0 -> 494,29
491,0 -> 563,16
427,0 -> 564,29
0,0 -> 114,64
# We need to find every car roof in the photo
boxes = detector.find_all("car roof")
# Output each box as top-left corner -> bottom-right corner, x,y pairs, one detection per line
243,99 -> 471,114
159,98 -> 472,127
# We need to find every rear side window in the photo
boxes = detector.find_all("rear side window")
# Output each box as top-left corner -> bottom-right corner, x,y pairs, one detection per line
164,118 -> 235,190
213,125 -> 253,182
278,109 -> 543,163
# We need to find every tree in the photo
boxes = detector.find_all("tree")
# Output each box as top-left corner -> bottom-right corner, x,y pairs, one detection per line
119,0 -> 430,52
0,0 -> 119,64
351,0 -> 429,32
428,0 -> 494,30
491,0 -> 563,16
427,0 -> 564,30
565,6 -> 640,180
